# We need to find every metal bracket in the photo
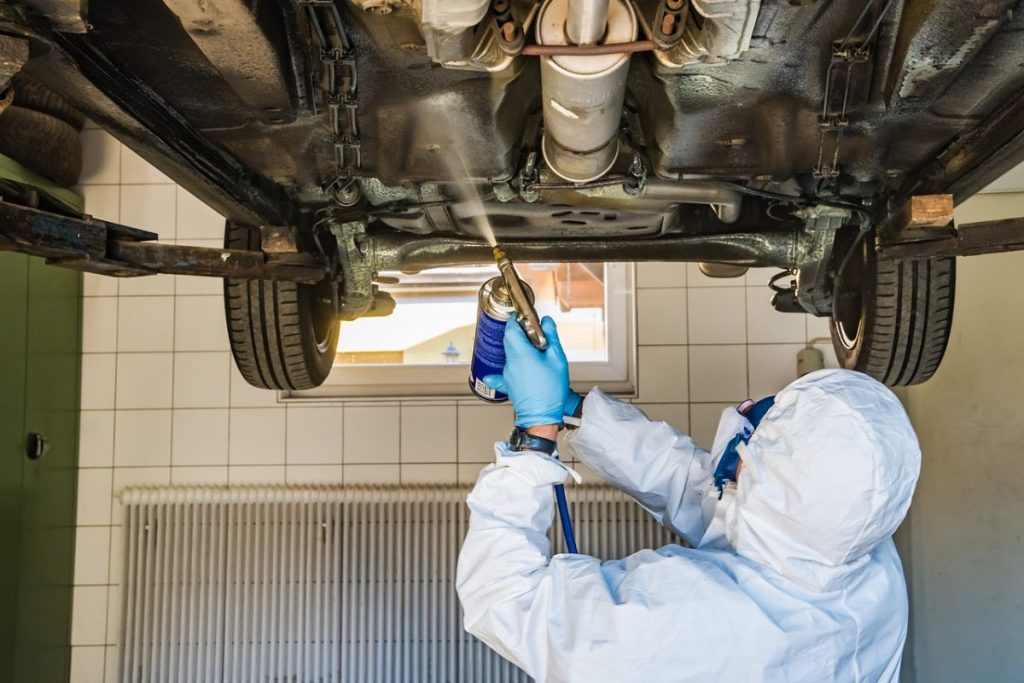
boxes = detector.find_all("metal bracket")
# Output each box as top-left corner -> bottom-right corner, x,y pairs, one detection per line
792,205 -> 852,316
652,0 -> 690,51
329,220 -> 396,320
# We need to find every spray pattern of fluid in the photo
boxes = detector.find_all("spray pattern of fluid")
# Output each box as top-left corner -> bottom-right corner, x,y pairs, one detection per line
420,109 -> 499,248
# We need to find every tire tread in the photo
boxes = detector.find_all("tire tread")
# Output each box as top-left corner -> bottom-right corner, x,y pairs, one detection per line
223,222 -> 338,391
833,252 -> 955,386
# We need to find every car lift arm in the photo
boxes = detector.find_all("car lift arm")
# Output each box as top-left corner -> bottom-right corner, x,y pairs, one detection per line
0,199 -> 329,283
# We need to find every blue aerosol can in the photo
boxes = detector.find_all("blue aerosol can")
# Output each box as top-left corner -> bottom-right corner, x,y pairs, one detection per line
468,275 -> 536,402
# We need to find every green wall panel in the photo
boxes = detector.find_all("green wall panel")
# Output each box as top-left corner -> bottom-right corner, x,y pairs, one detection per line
0,253 -> 81,683
0,254 -> 29,680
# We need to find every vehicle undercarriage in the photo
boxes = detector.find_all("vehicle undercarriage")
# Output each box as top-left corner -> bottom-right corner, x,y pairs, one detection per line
1,0 -> 1023,388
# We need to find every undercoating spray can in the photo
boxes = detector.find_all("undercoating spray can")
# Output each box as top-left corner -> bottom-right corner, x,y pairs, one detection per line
468,275 -> 535,402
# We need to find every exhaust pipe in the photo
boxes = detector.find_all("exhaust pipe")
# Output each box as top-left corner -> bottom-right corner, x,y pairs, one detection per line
537,0 -> 637,183
566,0 -> 609,45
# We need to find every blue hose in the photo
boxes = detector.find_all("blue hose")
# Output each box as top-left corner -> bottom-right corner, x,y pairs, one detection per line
553,483 -> 578,554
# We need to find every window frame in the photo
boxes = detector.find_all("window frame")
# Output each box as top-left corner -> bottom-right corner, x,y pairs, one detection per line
283,263 -> 637,402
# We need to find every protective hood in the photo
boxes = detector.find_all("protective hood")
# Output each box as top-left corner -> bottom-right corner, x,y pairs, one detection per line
725,369 -> 921,591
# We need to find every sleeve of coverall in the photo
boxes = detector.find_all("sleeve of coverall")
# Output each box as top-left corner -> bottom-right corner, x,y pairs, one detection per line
456,446 -> 607,682
564,388 -> 715,545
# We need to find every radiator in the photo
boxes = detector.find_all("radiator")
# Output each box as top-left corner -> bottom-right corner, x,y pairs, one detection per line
118,485 -> 679,683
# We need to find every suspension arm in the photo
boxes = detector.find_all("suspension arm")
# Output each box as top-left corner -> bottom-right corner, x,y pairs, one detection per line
364,228 -> 804,272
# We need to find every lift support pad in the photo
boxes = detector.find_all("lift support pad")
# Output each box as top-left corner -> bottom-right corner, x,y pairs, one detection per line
879,216 -> 1024,260
877,195 -> 1024,260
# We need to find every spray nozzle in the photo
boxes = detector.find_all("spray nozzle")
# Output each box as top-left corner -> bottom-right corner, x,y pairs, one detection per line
493,247 -> 548,351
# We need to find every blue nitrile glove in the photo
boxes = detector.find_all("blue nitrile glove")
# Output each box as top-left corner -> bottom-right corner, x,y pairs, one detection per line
482,316 -> 579,428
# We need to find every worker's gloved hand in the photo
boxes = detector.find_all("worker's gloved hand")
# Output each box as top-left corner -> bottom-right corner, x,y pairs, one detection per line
483,316 -> 574,428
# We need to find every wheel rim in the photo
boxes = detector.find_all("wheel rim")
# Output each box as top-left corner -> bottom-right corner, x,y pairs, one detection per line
833,236 -> 866,350
307,278 -> 338,355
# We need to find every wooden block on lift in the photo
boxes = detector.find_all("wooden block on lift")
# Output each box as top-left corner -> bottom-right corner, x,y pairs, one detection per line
905,194 -> 954,229
260,225 -> 299,253
884,194 -> 956,247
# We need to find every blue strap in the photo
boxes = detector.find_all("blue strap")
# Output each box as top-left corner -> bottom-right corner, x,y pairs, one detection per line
712,396 -> 775,497
744,395 -> 776,427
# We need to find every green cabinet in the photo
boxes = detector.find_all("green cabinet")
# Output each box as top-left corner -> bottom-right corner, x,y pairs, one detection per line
0,253 -> 81,682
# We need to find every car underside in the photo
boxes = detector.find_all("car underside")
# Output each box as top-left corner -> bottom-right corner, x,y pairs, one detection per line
1,0 -> 1023,389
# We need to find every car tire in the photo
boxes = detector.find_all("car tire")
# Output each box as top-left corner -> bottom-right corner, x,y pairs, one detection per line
0,106 -> 83,187
830,232 -> 955,386
224,222 -> 340,390
11,75 -> 86,130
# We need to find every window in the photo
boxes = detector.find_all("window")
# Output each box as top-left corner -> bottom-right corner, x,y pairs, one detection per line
286,263 -> 635,400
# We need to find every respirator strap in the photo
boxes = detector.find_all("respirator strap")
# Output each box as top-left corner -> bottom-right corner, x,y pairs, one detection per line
712,395 -> 776,498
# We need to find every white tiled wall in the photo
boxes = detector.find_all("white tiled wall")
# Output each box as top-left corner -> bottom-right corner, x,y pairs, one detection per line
70,127 -> 836,681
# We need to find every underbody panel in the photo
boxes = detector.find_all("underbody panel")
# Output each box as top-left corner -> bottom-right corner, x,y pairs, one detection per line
5,0 -> 1022,243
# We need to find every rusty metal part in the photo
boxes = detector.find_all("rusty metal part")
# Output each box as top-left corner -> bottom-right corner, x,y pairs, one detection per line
17,0 -> 86,32
791,206 -> 849,316
260,225 -> 300,253
651,0 -> 687,49
365,228 -> 805,271
0,34 -> 29,92
494,0 -> 529,56
660,13 -> 676,36
653,0 -> 758,65
521,40 -> 653,56
0,199 -> 329,283
878,217 -> 1024,260
329,220 -> 384,320
570,178 -> 744,223
105,241 -> 328,282
0,88 -> 14,116
161,0 -> 295,119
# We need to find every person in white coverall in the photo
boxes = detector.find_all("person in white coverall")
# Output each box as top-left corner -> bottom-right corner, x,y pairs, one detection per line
456,316 -> 921,682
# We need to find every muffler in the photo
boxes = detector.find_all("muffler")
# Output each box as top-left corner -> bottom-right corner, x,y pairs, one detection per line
537,0 -> 637,183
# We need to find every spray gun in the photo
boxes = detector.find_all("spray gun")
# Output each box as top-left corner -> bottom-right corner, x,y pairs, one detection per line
475,247 -> 578,554
492,246 -> 548,352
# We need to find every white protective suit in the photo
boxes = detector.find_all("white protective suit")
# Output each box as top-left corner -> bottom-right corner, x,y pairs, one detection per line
456,369 -> 921,682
